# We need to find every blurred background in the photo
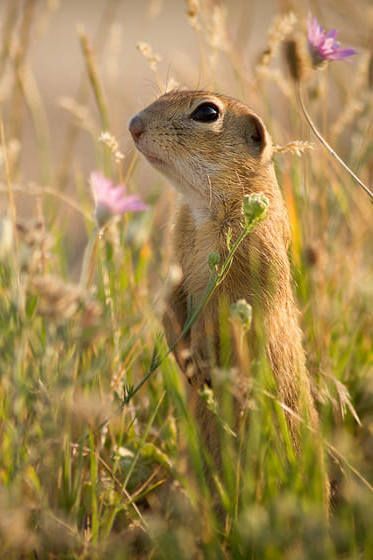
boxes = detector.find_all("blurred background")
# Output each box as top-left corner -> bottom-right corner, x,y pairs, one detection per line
0,1 -> 371,183
0,3 -> 372,556
0,0 -> 371,270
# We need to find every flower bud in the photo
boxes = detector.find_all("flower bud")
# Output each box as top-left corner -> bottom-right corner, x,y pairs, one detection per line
230,299 -> 253,331
242,193 -> 269,227
208,251 -> 221,272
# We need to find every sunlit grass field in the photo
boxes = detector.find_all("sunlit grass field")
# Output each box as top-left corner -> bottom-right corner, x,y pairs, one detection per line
0,1 -> 372,558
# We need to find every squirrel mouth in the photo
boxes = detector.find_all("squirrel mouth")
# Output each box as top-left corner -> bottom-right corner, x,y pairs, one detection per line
138,148 -> 165,166
145,153 -> 164,165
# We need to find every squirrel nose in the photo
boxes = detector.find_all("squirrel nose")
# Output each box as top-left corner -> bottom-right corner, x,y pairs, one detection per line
129,115 -> 145,141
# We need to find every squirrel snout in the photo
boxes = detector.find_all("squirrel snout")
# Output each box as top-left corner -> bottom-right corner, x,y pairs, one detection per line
129,115 -> 145,142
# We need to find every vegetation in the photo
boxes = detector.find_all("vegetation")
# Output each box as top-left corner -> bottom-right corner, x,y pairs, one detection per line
0,1 -> 371,558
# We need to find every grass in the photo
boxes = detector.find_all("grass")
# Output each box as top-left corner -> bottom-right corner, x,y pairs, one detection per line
0,1 -> 372,558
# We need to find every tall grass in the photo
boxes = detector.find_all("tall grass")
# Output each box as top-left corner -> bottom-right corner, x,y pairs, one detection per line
0,1 -> 372,558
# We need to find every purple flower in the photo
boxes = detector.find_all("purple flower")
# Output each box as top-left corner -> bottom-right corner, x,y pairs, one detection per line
307,15 -> 356,65
90,171 -> 147,227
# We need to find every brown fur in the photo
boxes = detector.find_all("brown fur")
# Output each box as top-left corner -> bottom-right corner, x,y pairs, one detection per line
130,90 -> 329,504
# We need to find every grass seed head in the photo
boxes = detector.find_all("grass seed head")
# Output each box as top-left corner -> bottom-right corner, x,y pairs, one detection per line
98,131 -> 124,164
29,274 -> 101,324
283,35 -> 310,82
136,41 -> 162,72
16,219 -> 53,274
273,140 -> 314,157
258,12 -> 297,66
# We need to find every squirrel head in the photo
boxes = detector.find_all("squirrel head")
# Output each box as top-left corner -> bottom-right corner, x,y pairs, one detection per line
129,90 -> 274,209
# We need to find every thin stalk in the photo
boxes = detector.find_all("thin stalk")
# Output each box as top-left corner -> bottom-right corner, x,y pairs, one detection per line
57,0 -> 121,190
78,28 -> 110,132
76,199 -> 269,445
296,84 -> 373,201
123,215 -> 263,404
9,0 -> 36,142
0,0 -> 19,79
0,183 -> 94,222
0,121 -> 16,225
15,64 -> 52,185
78,28 -> 113,176
122,392 -> 165,491
79,230 -> 100,289
261,389 -> 373,495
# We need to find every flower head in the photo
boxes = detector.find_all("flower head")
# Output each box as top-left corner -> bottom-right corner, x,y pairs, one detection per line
242,193 -> 269,228
307,16 -> 356,66
230,299 -> 252,332
90,171 -> 147,227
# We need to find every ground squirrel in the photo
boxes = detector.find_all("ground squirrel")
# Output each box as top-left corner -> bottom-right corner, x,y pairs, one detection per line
129,90 -> 328,503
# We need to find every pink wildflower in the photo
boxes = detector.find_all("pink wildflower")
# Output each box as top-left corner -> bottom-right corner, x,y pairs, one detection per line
90,171 -> 147,227
307,15 -> 356,66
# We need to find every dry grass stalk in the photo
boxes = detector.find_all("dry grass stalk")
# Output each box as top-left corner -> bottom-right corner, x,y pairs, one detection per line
332,100 -> 365,139
78,27 -> 110,130
296,85 -> 373,200
136,41 -> 162,72
0,181 -> 93,222
0,121 -> 17,226
273,140 -> 315,157
0,215 -> 13,259
29,274 -> 101,324
204,4 -> 230,52
163,77 -> 180,93
104,22 -> 122,83
185,0 -> 200,30
99,131 -> 124,164
185,2 -> 229,52
255,66 -> 292,98
258,12 -> 297,67
9,0 -> 37,140
0,0 -> 19,79
332,54 -> 371,138
0,137 -> 20,170
0,66 -> 13,103
16,219 -> 53,274
14,61 -> 52,184
59,96 -> 96,135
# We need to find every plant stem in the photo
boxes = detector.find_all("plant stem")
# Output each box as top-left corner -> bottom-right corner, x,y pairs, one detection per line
124,217 -> 261,405
78,27 -> 112,175
79,230 -> 100,289
296,84 -> 373,202
78,28 -> 110,132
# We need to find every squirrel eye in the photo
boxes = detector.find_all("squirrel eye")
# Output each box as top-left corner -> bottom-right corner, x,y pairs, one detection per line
190,102 -> 220,123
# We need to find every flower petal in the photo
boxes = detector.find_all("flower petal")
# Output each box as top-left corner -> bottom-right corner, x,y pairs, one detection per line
325,29 -> 337,39
330,47 -> 357,60
89,171 -> 147,225
116,195 -> 148,213
307,14 -> 357,65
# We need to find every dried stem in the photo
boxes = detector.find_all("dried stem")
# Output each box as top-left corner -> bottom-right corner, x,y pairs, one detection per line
78,28 -> 110,132
57,0 -> 121,189
296,84 -> 373,201
0,0 -> 19,79
0,121 -> 16,225
0,182 -> 93,222
79,231 -> 100,289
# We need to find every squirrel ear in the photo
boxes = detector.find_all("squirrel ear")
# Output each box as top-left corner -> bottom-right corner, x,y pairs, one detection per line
245,113 -> 271,158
